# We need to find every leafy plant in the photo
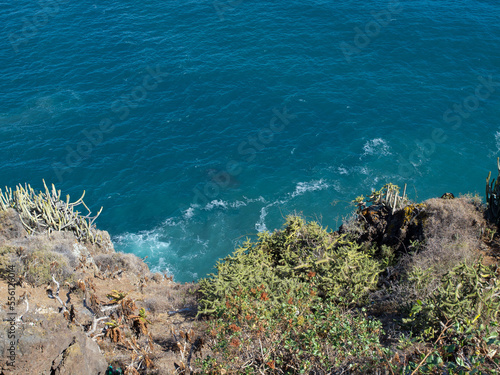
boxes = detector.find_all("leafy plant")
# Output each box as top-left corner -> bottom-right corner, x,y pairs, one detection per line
105,318 -> 124,343
403,260 -> 500,340
203,285 -> 383,373
197,214 -> 392,373
107,290 -> 128,304
198,215 -> 386,315
129,308 -> 151,336
403,321 -> 500,374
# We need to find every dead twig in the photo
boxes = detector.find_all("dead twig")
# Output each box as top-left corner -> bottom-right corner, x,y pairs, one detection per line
410,320 -> 451,375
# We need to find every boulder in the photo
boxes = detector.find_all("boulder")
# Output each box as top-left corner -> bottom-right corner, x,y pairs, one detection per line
0,315 -> 107,375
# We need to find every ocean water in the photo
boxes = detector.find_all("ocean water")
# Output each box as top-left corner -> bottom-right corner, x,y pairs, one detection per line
1,0 -> 500,281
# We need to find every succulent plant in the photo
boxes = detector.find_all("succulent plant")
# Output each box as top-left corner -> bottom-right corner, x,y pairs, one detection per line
486,157 -> 500,224
0,180 -> 102,243
354,183 -> 409,215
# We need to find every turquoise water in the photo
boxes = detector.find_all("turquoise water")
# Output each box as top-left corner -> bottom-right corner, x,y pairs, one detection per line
1,0 -> 500,281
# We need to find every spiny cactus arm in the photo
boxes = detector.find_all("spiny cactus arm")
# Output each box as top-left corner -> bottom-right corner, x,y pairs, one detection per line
81,200 -> 92,217
42,180 -> 51,199
50,182 -> 61,201
486,171 -> 492,203
294,263 -> 312,270
4,182 -> 103,243
67,190 -> 86,208
0,188 -> 10,210
17,214 -> 34,234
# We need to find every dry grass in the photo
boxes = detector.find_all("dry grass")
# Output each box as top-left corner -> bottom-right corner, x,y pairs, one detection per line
143,282 -> 198,316
94,252 -> 150,276
371,197 -> 489,342
408,197 -> 485,279
340,212 -> 367,238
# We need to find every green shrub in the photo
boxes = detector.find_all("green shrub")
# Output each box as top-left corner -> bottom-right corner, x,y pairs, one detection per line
403,260 -> 500,340
24,250 -> 73,286
198,215 -> 386,315
196,215 -> 392,373
398,321 -> 500,374
202,285 -> 384,373
3,246 -> 74,286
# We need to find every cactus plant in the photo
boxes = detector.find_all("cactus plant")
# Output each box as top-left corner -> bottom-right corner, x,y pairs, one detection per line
198,215 -> 385,315
403,260 -> 500,339
354,183 -> 409,215
0,180 -> 102,243
486,157 -> 500,224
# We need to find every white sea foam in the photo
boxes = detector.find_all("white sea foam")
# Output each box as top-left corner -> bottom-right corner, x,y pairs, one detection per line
290,179 -> 329,198
231,200 -> 247,208
362,138 -> 391,157
204,199 -> 228,210
254,198 -> 287,232
337,166 -> 349,175
164,217 -> 181,226
183,206 -> 195,219
114,230 -> 171,254
255,206 -> 268,232
254,181 -> 330,232
150,257 -> 172,275
185,196 -> 268,215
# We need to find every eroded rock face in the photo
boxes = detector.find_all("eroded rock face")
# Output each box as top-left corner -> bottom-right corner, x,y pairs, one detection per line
0,207 -> 115,259
0,208 -> 119,283
0,209 -> 27,244
0,315 -> 107,375
340,205 -> 425,253
50,333 -> 108,375
0,200 -> 196,374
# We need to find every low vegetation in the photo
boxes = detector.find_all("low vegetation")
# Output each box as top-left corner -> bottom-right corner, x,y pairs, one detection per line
194,179 -> 500,374
3,161 -> 500,374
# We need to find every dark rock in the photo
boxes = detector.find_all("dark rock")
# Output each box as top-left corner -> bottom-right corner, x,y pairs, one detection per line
440,192 -> 455,199
341,204 -> 426,255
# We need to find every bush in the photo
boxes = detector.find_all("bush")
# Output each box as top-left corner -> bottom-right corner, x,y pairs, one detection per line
198,215 -> 387,315
409,197 -> 484,279
398,320 -> 500,374
197,215 -> 393,373
1,245 -> 74,286
202,285 -> 384,373
403,260 -> 500,340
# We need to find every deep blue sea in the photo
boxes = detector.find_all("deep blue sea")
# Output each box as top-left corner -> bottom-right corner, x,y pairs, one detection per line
1,0 -> 500,281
